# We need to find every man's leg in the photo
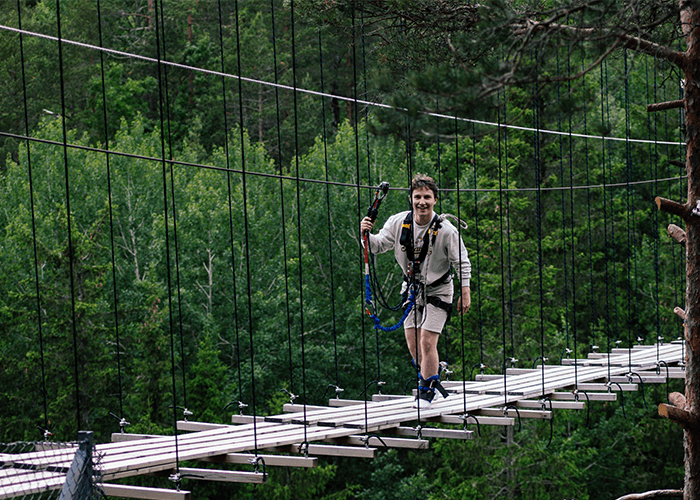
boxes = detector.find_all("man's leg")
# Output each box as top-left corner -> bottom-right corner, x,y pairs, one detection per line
404,327 -> 421,367
419,328 -> 440,378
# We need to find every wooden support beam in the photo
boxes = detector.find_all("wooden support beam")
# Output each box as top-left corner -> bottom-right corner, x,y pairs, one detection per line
609,374 -> 668,384
573,383 -> 638,392
516,400 -> 585,410
100,483 -> 190,500
231,415 -> 265,424
178,421 -> 229,432
266,443 -> 378,459
549,391 -> 617,402
176,467 -> 266,484
201,453 -> 317,468
386,426 -> 474,440
112,433 -> 159,443
476,408 -> 552,420
428,415 -> 514,426
331,435 -> 429,450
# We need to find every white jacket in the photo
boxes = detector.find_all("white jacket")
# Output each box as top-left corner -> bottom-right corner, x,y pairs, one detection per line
367,210 -> 471,300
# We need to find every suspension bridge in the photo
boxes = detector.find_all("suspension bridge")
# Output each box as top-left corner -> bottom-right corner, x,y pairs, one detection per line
1,342 -> 684,499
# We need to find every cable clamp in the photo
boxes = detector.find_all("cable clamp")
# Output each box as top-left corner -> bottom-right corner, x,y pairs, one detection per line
281,389 -> 297,404
169,472 -> 182,491
692,199 -> 700,217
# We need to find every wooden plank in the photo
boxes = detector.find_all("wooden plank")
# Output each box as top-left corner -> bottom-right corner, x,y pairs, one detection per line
331,435 -> 429,450
201,453 -> 317,468
572,383 -> 638,391
476,408 -> 552,420
549,391 -> 617,402
112,433 -> 159,443
0,471 -> 65,500
177,467 -> 266,484
427,415 -> 514,426
231,415 -> 266,424
608,374 -> 668,384
386,426 -> 474,440
516,400 -> 585,410
266,443 -> 378,459
101,483 -> 191,500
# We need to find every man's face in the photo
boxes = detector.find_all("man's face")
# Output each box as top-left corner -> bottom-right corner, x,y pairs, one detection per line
411,186 -> 437,221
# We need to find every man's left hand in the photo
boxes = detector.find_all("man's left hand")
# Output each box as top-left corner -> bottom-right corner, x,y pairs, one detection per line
457,286 -> 471,315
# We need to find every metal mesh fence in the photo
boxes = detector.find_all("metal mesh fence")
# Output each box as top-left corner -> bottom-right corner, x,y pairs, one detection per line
0,433 -> 102,500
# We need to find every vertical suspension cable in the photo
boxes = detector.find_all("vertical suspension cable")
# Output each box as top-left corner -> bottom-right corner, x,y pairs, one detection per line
17,0 -> 49,432
96,0 -> 124,418
360,13 -> 382,386
269,0 -> 296,397
624,49 -> 635,365
54,0 -> 82,434
454,120 -> 467,415
556,49 -> 571,358
471,121 -> 485,375
152,0 -> 180,470
532,52 -> 546,395
599,61 -> 612,379
233,0 -> 259,454
502,88 -> 515,362
289,0 -> 309,441
216,0 -> 243,404
647,57 -> 661,346
582,59 -> 595,349
497,98 -> 508,401
156,0 -> 188,411
318,28 -> 341,390
350,6 -> 370,431
566,48 -> 579,386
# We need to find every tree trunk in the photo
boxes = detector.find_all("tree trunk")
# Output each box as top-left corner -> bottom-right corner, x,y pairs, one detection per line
682,2 -> 700,498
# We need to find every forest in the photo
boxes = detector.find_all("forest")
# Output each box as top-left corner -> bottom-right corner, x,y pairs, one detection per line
0,0 -> 691,498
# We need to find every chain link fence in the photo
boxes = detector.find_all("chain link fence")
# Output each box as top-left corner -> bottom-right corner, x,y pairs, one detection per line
0,432 -> 103,500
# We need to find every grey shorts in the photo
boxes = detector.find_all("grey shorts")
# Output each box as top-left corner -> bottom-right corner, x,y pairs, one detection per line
404,300 -> 449,333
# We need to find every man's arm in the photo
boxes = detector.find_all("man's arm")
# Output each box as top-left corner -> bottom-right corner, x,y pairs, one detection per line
457,286 -> 471,315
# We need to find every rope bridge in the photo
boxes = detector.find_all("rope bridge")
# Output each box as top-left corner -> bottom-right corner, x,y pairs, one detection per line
1,342 -> 683,498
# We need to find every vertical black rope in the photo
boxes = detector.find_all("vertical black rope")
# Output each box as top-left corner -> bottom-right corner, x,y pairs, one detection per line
360,13 -> 382,386
233,0 -> 259,453
318,28 -> 341,389
599,62 -> 612,378
502,90 -> 515,362
496,99 -> 508,401
454,120 -> 467,415
156,0 -> 188,410
216,0 -> 243,402
54,0 -> 82,434
471,121 -> 485,374
556,50 -> 571,357
566,48 -> 579,385
582,57 -> 595,353
152,0 -> 180,469
532,52 -> 546,395
350,6 -> 370,431
290,0 -> 309,440
647,57 -> 661,346
96,0 -> 124,418
624,50 -> 635,363
17,0 -> 49,432
269,0 -> 296,397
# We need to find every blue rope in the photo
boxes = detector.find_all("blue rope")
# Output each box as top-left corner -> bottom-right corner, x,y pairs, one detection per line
365,275 -> 416,332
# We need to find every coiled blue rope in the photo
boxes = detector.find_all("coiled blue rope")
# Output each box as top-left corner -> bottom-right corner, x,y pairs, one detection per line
365,275 -> 415,332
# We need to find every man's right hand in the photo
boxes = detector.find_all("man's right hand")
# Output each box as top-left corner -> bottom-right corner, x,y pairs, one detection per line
360,216 -> 375,236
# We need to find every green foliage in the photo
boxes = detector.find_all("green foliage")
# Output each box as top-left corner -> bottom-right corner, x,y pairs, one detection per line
0,0 -> 689,498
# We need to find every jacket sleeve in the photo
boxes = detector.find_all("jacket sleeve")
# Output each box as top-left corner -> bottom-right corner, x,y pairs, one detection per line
366,212 -> 402,255
448,228 -> 471,287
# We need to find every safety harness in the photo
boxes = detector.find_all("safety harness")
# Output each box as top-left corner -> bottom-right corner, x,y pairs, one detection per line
399,211 -> 454,316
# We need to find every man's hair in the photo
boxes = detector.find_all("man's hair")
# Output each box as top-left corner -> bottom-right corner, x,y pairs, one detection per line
411,173 -> 439,198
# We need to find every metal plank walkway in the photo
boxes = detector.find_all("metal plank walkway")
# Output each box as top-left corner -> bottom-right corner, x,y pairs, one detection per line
0,342 -> 684,499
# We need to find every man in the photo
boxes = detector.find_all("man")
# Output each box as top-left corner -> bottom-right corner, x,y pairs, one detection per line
360,174 -> 471,408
